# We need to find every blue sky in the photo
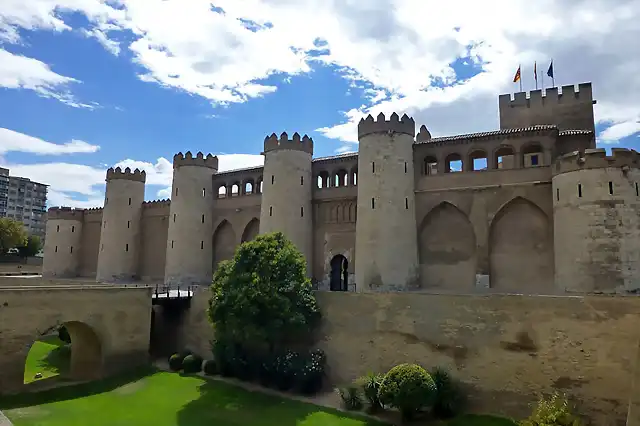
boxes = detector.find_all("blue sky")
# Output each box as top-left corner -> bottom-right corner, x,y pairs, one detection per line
1,0 -> 638,207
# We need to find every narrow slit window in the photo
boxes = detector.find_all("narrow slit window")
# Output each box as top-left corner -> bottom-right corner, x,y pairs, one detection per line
609,181 -> 614,195
173,214 -> 176,222
371,198 -> 375,209
636,182 -> 638,196
372,162 -> 375,173
71,225 -> 75,233
301,206 -> 304,217
171,240 -> 174,249
404,162 -> 407,173
201,214 -> 205,223
269,206 -> 273,216
271,175 -> 275,185
300,176 -> 304,185
127,220 -> 130,229
405,198 -> 409,209
128,197 -> 132,205
200,241 -> 204,250
125,243 -> 129,252
56,225 -> 60,232
202,188 -> 206,197
70,246 -> 73,253
55,246 -> 58,253
578,184 -> 582,198
556,188 -> 559,201
175,187 -> 178,196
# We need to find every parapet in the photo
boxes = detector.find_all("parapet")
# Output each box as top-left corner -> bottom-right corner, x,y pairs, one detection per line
554,148 -> 640,175
47,206 -> 85,221
416,125 -> 432,142
173,151 -> 219,169
358,112 -> 415,139
263,132 -> 313,155
106,167 -> 146,183
142,199 -> 171,209
499,82 -> 594,108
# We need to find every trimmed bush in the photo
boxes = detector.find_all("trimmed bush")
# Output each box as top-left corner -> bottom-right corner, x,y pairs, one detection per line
295,349 -> 326,395
337,385 -> 363,411
520,393 -> 582,426
357,372 -> 384,412
182,354 -> 203,373
203,359 -> 218,375
378,363 -> 437,421
168,353 -> 183,371
431,367 -> 466,419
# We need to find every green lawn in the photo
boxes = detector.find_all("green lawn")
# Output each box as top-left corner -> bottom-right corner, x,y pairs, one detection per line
3,370 -> 517,426
23,336 -> 70,384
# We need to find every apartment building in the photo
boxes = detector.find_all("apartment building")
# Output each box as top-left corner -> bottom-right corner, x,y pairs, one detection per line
0,167 -> 48,242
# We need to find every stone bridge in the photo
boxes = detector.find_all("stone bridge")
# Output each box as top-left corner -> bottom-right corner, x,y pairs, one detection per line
0,285 -> 152,394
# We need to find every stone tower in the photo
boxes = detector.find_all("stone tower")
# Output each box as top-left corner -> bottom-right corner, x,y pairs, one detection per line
259,132 -> 314,273
553,148 -> 640,293
42,207 -> 84,278
355,113 -> 419,292
96,167 -> 146,283
164,152 -> 218,287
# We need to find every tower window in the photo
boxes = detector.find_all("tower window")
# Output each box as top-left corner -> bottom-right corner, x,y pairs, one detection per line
173,214 -> 176,222
371,198 -> 375,209
175,187 -> 178,196
372,162 -> 375,173
171,240 -> 174,249
301,206 -> 304,217
55,246 -> 58,253
636,182 -> 638,196
70,246 -> 73,254
609,181 -> 614,195
56,225 -> 60,232
530,155 -> 539,166
578,184 -> 582,198
201,240 -> 204,250
202,188 -> 206,197
269,206 -> 273,216
300,176 -> 304,185
127,220 -> 130,228
125,243 -> 129,252
404,162 -> 407,173
405,198 -> 409,209
128,197 -> 132,205
71,225 -> 75,233
556,188 -> 559,201
201,214 -> 205,223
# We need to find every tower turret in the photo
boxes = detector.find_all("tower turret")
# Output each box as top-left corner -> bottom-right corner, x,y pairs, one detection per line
355,113 -> 419,291
42,207 -> 84,278
552,148 -> 640,293
164,151 -> 218,287
96,167 -> 146,283
259,132 -> 314,273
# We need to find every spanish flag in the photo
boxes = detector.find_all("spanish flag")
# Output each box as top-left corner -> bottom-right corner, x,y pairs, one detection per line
513,66 -> 521,83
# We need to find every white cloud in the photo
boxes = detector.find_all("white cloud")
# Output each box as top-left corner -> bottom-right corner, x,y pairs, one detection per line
0,127 -> 100,155
0,49 -> 95,109
0,0 -> 639,142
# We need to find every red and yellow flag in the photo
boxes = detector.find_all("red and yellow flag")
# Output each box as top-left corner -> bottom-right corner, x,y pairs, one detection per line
513,66 -> 521,83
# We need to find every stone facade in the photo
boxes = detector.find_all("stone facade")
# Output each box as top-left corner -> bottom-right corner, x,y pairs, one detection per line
41,82 -> 640,296
0,284 -> 152,394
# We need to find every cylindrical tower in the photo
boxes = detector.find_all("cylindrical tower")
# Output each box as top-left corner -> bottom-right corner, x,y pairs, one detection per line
164,151 -> 218,287
259,132 -> 314,274
42,207 -> 84,278
553,148 -> 640,293
355,112 -> 419,292
96,166 -> 146,283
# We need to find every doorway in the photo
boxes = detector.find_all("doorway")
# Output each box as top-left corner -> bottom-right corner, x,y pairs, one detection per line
329,254 -> 349,291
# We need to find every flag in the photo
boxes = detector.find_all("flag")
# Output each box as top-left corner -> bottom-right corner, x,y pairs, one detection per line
547,61 -> 554,78
513,66 -> 521,83
534,61 -> 537,81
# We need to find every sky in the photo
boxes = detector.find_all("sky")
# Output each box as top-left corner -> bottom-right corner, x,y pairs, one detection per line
1,0 -> 639,208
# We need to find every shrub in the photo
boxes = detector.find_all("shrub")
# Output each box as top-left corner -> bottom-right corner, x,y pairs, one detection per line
378,363 -> 437,422
337,385 -> 363,411
58,325 -> 71,344
295,349 -> 326,395
203,359 -> 218,375
431,367 -> 466,419
168,353 -> 183,371
520,393 -> 582,426
357,372 -> 384,412
183,354 -> 203,373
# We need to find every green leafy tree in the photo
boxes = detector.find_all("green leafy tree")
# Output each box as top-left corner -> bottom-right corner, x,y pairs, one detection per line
0,218 -> 27,254
17,235 -> 42,258
208,232 -> 320,354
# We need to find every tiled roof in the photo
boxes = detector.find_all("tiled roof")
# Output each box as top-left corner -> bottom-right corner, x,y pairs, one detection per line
312,152 -> 358,162
415,125 -> 559,145
558,129 -> 593,136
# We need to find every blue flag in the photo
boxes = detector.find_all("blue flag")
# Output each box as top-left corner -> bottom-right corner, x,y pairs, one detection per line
547,61 -> 554,78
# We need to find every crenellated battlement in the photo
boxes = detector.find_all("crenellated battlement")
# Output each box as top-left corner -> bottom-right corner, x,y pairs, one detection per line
106,166 -> 146,182
554,148 -> 640,175
173,151 -> 219,169
416,125 -> 432,142
47,206 -> 85,220
263,132 -> 313,155
358,112 -> 415,139
142,199 -> 171,209
499,83 -> 593,109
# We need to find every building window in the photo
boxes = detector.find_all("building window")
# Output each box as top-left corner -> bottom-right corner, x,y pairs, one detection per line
202,188 -> 206,197
271,175 -> 275,185
201,214 -> 205,223
171,240 -> 174,249
173,214 -> 176,222
609,181 -> 614,195
371,198 -> 375,209
405,198 -> 408,209
201,240 -> 204,250
125,243 -> 129,252
56,225 -> 60,232
127,220 -> 130,228
578,184 -> 582,198
404,162 -> 407,173
128,197 -> 132,206
70,246 -> 73,253
300,176 -> 304,185
301,206 -> 304,217
372,162 -> 375,173
636,182 -> 638,197
55,246 -> 58,253
556,188 -> 559,201
175,187 -> 178,196
530,155 -> 539,166
269,206 -> 273,216
71,225 -> 75,233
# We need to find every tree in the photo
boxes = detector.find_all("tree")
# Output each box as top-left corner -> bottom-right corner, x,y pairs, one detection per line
208,232 -> 320,354
0,218 -> 27,254
17,235 -> 42,258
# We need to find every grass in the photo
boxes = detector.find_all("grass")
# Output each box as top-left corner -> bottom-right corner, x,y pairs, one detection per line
23,336 -> 70,384
2,369 -> 517,426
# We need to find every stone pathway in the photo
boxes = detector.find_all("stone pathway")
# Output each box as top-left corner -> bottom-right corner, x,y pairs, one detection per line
0,410 -> 13,426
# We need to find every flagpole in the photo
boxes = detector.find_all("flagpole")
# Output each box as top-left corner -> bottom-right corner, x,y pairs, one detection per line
534,61 -> 538,90
551,58 -> 555,88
